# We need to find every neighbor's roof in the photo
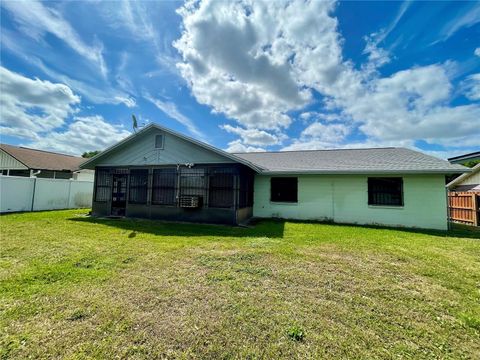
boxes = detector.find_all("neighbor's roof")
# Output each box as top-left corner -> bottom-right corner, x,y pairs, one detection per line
447,162 -> 480,188
234,147 -> 469,174
448,151 -> 480,164
0,143 -> 85,172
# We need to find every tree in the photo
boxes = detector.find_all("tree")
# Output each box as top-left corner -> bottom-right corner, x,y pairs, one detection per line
82,150 -> 100,158
462,160 -> 480,168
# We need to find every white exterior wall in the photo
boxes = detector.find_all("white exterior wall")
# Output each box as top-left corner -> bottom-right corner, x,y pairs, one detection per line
460,170 -> 480,186
253,174 -> 448,230
0,176 -> 93,213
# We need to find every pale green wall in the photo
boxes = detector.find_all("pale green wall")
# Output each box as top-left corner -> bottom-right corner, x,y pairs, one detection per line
92,128 -> 234,167
0,149 -> 27,170
253,174 -> 448,230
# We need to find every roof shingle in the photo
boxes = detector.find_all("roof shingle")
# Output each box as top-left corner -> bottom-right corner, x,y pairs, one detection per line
0,144 -> 86,172
233,147 -> 468,174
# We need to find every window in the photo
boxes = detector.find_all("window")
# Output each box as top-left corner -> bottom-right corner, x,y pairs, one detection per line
129,169 -> 148,204
368,177 -> 403,206
271,177 -> 297,203
209,170 -> 234,208
152,168 -> 177,205
180,168 -> 205,197
95,168 -> 110,202
155,134 -> 164,149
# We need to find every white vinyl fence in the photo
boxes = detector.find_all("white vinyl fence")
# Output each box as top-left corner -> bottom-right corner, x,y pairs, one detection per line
0,176 -> 93,213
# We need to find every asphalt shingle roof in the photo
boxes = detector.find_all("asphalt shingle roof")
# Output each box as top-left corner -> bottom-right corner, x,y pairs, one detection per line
0,144 -> 86,172
233,147 -> 468,174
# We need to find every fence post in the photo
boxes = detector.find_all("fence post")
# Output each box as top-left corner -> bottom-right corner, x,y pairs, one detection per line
473,193 -> 478,226
30,177 -> 37,212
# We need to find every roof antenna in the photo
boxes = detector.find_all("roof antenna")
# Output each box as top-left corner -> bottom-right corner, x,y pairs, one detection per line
132,114 -> 138,133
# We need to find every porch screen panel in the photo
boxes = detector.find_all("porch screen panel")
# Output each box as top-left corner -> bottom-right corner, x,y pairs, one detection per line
95,168 -> 111,202
152,168 -> 177,205
180,168 -> 206,205
209,169 -> 234,208
129,169 -> 148,204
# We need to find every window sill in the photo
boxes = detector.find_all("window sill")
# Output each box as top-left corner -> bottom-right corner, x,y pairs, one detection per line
270,201 -> 298,205
368,205 -> 404,210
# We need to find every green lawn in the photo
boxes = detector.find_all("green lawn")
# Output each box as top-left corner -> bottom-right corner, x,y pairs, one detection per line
1,210 -> 479,359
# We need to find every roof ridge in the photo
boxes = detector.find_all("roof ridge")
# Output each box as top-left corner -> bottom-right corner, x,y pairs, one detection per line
232,147 -> 399,154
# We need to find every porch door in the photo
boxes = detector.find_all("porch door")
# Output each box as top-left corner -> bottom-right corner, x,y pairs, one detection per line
111,174 -> 127,216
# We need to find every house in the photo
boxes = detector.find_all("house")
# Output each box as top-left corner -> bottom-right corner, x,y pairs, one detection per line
448,151 -> 480,166
80,124 -> 468,230
447,163 -> 480,192
0,143 -> 93,181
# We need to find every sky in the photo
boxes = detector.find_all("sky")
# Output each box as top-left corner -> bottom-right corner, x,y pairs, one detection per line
0,0 -> 479,159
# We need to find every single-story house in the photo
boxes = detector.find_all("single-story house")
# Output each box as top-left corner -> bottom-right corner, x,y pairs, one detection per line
447,163 -> 480,192
0,143 -> 93,181
80,124 -> 468,230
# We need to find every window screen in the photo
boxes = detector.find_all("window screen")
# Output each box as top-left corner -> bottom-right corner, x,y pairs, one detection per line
270,177 -> 297,203
209,171 -> 234,208
155,134 -> 164,149
180,168 -> 205,197
95,168 -> 111,202
368,177 -> 403,206
152,168 -> 177,205
129,169 -> 148,204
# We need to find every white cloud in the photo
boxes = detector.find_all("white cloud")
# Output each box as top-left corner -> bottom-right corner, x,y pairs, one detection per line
144,93 -> 204,139
475,48 -> 480,57
220,124 -> 283,146
283,121 -> 351,150
0,66 -> 80,140
0,30 -> 136,108
436,3 -> 480,42
174,0 -> 480,152
462,73 -> 480,101
225,140 -> 265,153
174,0 -> 321,130
362,34 -> 391,74
1,0 -> 107,77
27,116 -> 131,155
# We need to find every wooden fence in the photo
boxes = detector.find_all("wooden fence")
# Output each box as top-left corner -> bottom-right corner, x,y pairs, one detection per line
448,191 -> 480,226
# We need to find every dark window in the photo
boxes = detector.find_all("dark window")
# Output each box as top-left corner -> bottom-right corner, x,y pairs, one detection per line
368,177 -> 403,206
129,169 -> 148,204
209,171 -> 234,208
180,168 -> 205,195
271,177 -> 297,203
152,168 -> 177,205
155,134 -> 164,149
95,168 -> 111,202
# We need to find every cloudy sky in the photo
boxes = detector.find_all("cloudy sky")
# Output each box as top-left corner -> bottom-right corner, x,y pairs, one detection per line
1,0 -> 479,158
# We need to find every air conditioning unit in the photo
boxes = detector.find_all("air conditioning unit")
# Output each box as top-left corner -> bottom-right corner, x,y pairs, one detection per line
179,195 -> 202,208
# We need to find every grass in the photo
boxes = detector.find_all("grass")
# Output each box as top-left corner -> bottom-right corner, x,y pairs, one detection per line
0,210 -> 479,359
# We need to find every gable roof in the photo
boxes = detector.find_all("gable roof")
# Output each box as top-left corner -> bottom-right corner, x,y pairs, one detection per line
0,143 -> 85,172
447,162 -> 480,188
233,147 -> 469,174
79,123 -> 469,175
79,123 -> 263,172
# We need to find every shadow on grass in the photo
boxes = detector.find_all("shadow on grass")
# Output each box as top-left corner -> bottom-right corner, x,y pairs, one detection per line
68,215 -> 480,240
68,216 -> 286,239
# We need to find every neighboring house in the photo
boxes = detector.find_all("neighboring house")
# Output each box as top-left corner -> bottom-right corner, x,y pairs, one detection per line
448,151 -> 480,165
0,144 -> 93,181
447,163 -> 480,192
80,124 -> 468,230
